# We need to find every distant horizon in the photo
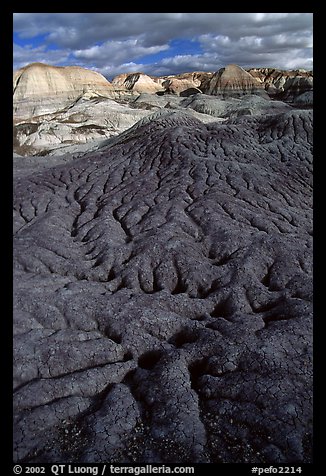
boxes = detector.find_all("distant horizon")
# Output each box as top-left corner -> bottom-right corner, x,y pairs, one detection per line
13,13 -> 313,81
13,60 -> 313,83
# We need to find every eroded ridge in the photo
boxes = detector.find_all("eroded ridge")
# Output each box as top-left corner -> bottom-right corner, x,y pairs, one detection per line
13,110 -> 313,463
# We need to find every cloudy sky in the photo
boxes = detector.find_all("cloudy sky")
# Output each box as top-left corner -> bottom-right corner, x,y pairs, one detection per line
13,13 -> 313,79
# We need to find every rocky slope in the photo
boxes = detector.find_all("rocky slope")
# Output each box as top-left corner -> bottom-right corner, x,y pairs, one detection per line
13,63 -> 130,119
247,68 -> 313,101
13,93 -> 225,157
13,63 -> 313,157
13,96 -> 152,157
201,64 -> 268,98
111,72 -> 165,94
13,107 -> 313,464
181,93 -> 292,119
14,91 -> 297,157
160,72 -> 212,96
110,67 -> 312,100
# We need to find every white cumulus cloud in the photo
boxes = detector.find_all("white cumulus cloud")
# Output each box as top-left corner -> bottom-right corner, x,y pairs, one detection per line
13,13 -> 313,77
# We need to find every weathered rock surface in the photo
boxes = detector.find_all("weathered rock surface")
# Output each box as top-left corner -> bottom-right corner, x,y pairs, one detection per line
14,63 -> 314,124
279,76 -> 313,102
181,93 -> 292,118
13,63 -> 128,119
13,93 -> 224,157
131,92 -> 184,109
14,88 -> 297,157
162,78 -> 200,95
111,72 -> 165,94
201,64 -> 268,98
161,72 -> 211,96
293,91 -> 313,108
13,96 -> 152,157
247,68 -> 313,101
13,108 -> 313,463
13,63 -> 314,158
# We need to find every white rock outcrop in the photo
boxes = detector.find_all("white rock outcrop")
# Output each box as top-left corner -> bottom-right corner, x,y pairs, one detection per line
13,63 -> 121,119
13,96 -> 152,156
111,72 -> 165,94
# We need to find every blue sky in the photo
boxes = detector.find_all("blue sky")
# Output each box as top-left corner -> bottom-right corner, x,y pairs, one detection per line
137,39 -> 203,65
13,13 -> 313,80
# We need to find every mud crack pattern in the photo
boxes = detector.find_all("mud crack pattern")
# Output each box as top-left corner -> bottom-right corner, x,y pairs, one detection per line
13,109 -> 313,463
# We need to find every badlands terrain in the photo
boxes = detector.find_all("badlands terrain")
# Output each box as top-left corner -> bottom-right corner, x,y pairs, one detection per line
13,63 -> 313,463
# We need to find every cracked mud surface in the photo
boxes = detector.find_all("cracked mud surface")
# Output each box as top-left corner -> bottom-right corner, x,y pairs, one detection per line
13,109 -> 313,463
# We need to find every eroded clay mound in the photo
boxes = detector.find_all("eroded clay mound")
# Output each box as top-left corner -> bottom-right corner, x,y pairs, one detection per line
13,63 -> 123,119
201,64 -> 267,98
13,109 -> 313,464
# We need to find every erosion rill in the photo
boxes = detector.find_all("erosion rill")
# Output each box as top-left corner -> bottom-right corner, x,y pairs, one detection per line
13,108 -> 313,463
